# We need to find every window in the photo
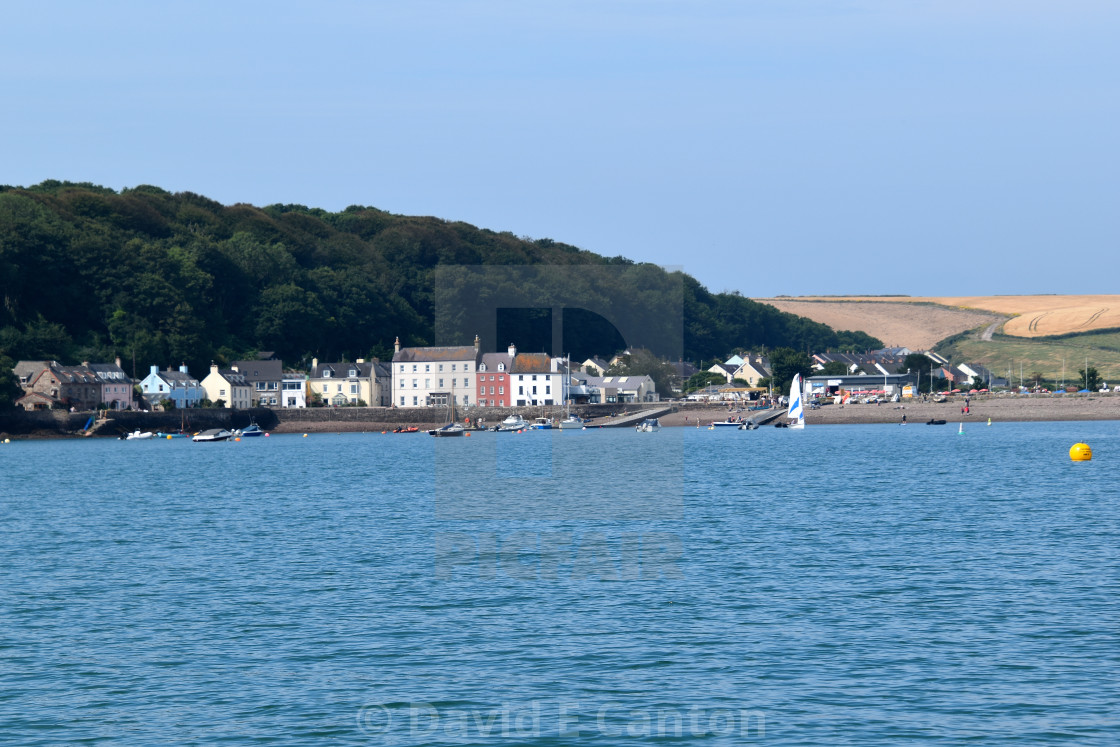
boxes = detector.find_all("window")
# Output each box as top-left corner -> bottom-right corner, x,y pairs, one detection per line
462,395 -> 469,405
532,386 -> 538,394
337,384 -> 342,392
323,384 -> 329,393
438,379 -> 444,388
545,386 -> 551,395
518,375 -> 524,381
425,364 -> 430,372
452,378 -> 457,387
518,386 -> 524,395
498,363 -> 504,371
324,370 -> 332,378
413,396 -> 418,406
490,375 -> 495,381
489,386 -> 494,395
499,386 -> 504,395
412,364 -> 417,372
480,385 -> 486,393
532,375 -> 538,381
438,364 -> 444,372
220,389 -> 226,396
349,369 -> 357,378
350,384 -> 358,394
452,364 -> 457,371
400,380 -> 405,388
400,396 -> 405,406
412,379 -> 418,388
498,375 -> 505,381
424,378 -> 430,388
400,365 -> 405,372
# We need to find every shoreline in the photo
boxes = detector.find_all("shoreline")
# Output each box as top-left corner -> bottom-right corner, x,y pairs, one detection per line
3,395 -> 1119,439
658,394 -> 1120,427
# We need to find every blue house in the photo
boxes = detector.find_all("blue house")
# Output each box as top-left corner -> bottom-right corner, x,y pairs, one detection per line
139,364 -> 203,409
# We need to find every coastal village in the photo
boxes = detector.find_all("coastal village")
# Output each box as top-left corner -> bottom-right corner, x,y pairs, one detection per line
13,333 -> 1083,418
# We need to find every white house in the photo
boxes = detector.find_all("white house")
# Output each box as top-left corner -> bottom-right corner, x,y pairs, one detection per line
391,335 -> 481,407
509,346 -> 565,407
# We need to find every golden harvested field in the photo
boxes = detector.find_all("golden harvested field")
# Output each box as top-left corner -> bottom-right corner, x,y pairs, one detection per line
768,295 -> 1120,339
755,299 -> 1003,350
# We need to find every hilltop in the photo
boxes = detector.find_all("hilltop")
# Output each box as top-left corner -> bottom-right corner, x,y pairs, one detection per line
0,181 -> 880,382
756,295 -> 1120,383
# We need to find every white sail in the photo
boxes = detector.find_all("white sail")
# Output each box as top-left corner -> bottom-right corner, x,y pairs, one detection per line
788,373 -> 805,429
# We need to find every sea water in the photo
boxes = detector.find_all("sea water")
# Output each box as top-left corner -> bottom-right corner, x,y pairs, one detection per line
2,421 -> 1118,745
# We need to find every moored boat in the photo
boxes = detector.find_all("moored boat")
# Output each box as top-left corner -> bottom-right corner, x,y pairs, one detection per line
635,418 -> 661,432
497,415 -> 529,431
192,428 -> 232,442
531,417 -> 553,430
557,415 -> 584,429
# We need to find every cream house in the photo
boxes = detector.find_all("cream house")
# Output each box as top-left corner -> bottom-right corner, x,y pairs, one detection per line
391,335 -> 481,407
309,359 -> 378,406
200,364 -> 252,409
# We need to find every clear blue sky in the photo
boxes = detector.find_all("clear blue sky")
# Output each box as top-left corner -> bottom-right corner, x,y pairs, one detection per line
3,1 -> 1117,297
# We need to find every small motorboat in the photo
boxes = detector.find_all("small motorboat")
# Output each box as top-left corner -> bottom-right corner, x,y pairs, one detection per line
497,415 -> 530,431
711,420 -> 742,427
428,422 -> 466,437
557,415 -> 584,430
235,423 -> 265,437
531,417 -> 553,430
156,431 -> 189,439
635,418 -> 661,432
738,421 -> 759,430
926,419 -> 947,425
124,430 -> 155,440
392,426 -> 420,433
192,428 -> 232,442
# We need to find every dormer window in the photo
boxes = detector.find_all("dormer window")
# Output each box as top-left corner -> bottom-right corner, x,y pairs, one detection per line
498,363 -> 505,371
324,370 -> 332,378
349,369 -> 357,378
479,364 -> 486,372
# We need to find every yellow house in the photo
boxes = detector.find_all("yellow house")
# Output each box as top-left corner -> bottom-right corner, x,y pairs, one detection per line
309,358 -> 379,406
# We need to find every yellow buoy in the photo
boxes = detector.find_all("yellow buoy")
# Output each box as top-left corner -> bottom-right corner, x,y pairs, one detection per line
303,433 -> 308,438
1069,443 -> 1092,461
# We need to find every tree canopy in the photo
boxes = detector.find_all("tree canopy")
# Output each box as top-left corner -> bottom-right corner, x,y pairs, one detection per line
0,182 -> 880,387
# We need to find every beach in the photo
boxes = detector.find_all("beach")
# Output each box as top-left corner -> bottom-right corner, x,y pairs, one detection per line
660,394 -> 1120,427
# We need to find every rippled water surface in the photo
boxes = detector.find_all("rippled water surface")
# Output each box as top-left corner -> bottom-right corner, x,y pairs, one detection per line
2,421 -> 1119,745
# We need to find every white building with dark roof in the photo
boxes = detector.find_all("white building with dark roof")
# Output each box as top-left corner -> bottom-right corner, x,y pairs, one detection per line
391,335 -> 481,407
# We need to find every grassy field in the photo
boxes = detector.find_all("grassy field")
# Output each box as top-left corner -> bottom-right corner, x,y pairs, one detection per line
772,295 -> 1120,338
940,330 -> 1120,385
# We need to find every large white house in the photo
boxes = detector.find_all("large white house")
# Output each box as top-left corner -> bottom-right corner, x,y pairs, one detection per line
509,346 -> 565,406
391,336 -> 481,407
200,364 -> 252,409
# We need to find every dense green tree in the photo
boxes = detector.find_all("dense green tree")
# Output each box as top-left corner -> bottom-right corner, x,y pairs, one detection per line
818,361 -> 849,377
605,348 -> 676,396
1079,367 -> 1101,391
768,348 -> 812,393
0,181 -> 880,373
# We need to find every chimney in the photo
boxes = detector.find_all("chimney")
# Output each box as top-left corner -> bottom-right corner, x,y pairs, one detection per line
474,334 -> 481,353
508,343 -> 517,357
179,363 -> 189,374
311,357 -> 318,372
81,360 -> 89,368
356,358 -> 365,364
115,356 -> 122,368
150,365 -> 159,376
394,336 -> 400,353
231,364 -> 239,372
210,363 -> 219,375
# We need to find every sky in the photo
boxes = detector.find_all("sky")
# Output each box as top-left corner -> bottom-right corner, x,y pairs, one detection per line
2,1 -> 1117,297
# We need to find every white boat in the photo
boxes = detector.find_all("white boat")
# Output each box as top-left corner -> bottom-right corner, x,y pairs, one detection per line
497,414 -> 530,431
557,415 -> 584,429
124,430 -> 155,440
531,417 -> 553,430
635,418 -> 661,432
192,428 -> 232,442
787,373 -> 805,430
710,420 -> 741,427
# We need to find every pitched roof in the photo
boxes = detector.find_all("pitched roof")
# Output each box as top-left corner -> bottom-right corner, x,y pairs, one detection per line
393,346 -> 479,363
218,369 -> 249,386
88,362 -> 130,381
232,359 -> 283,381
312,361 -> 374,378
480,353 -> 513,372
512,353 -> 552,374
